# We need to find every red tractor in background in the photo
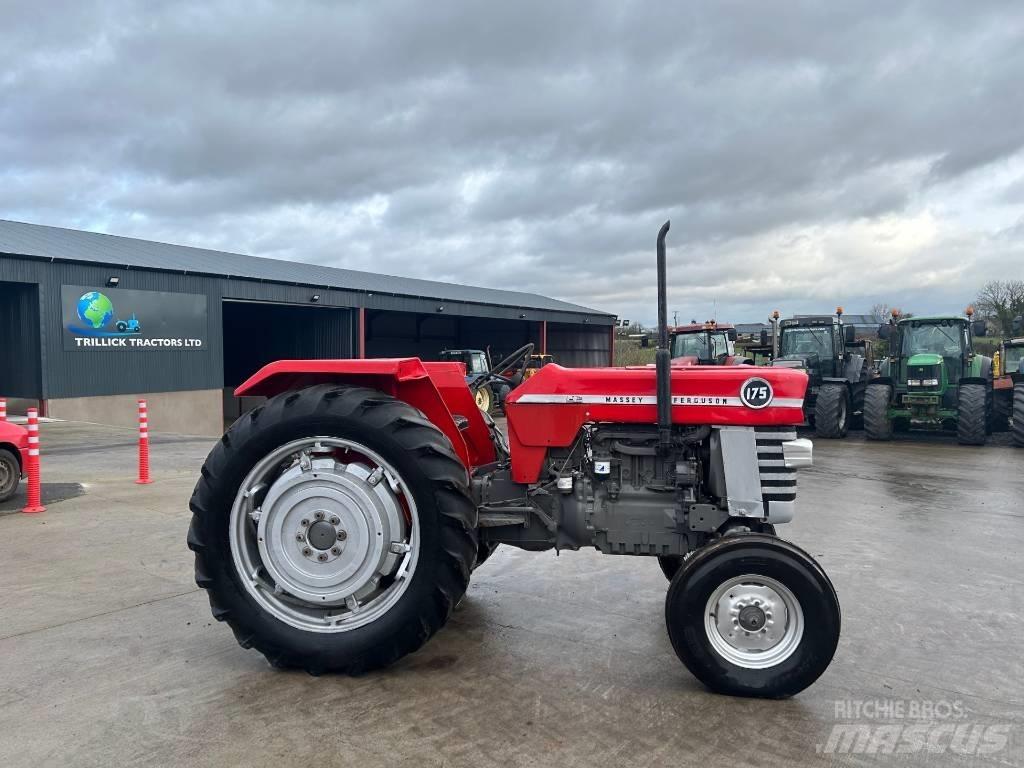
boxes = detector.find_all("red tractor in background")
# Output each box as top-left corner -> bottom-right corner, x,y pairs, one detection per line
669,321 -> 752,366
188,222 -> 840,698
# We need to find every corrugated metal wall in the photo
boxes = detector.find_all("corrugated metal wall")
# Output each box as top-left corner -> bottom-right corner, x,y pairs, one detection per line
0,281 -> 43,397
547,322 -> 612,367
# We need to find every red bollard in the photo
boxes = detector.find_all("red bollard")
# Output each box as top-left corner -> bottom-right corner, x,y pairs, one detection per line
22,408 -> 46,513
0,398 -> 6,421
136,399 -> 152,484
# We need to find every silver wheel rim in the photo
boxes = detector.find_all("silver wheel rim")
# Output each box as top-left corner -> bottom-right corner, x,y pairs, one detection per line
838,396 -> 848,431
475,387 -> 490,412
229,437 -> 419,633
704,574 -> 804,669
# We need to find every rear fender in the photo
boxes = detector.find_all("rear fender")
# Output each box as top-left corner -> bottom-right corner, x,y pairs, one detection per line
234,358 -> 496,469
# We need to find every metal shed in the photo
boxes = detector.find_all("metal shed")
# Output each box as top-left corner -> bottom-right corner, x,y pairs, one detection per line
0,220 -> 615,435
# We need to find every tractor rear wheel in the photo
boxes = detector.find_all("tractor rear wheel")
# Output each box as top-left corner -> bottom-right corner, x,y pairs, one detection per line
813,384 -> 849,439
957,383 -> 988,446
863,383 -> 893,441
187,384 -> 477,674
991,390 -> 1012,433
665,534 -> 840,698
1012,382 -> 1024,448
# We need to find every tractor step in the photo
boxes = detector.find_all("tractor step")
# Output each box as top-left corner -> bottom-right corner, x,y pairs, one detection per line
477,510 -> 531,527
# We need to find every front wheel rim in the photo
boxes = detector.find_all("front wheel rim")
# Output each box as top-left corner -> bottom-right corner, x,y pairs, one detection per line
0,458 -> 14,494
229,437 -> 420,633
704,574 -> 804,669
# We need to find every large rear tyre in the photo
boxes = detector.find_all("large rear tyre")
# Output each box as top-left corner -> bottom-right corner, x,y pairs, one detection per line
1012,382 -> 1024,448
187,384 -> 477,674
956,383 -> 988,446
991,390 -> 1011,433
863,384 -> 893,441
813,384 -> 849,439
0,448 -> 20,503
665,534 -> 840,698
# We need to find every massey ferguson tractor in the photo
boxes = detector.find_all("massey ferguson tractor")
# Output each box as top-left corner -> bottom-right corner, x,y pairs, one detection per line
865,310 -> 993,445
769,310 -> 872,439
188,222 -> 840,698
669,321 -> 752,366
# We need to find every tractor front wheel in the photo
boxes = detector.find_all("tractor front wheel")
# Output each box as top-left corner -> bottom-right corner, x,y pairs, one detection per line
863,383 -> 893,441
1012,382 -> 1024,448
665,534 -> 840,698
813,383 -> 849,439
957,384 -> 988,446
187,384 -> 477,674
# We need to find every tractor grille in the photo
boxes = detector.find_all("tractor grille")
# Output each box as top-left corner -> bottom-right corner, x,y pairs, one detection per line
754,427 -> 798,506
908,364 -> 941,391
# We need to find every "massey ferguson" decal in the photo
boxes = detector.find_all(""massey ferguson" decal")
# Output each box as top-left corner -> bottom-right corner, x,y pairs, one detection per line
515,392 -> 802,408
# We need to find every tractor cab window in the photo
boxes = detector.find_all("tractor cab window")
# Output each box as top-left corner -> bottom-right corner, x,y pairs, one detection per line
467,352 -> 488,375
672,331 -> 729,360
779,327 -> 832,358
903,323 -> 963,357
1005,345 -> 1024,371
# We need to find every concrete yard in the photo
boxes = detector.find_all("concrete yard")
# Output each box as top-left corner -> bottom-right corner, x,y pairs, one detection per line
1,420 -> 1022,767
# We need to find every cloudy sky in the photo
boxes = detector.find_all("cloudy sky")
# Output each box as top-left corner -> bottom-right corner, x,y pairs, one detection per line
3,1 -> 1023,325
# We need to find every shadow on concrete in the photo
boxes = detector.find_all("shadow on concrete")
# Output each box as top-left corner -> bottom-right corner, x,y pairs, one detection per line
0,482 -> 86,514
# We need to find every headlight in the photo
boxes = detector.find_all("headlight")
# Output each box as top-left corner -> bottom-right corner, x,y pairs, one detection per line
908,379 -> 921,386
923,378 -> 939,386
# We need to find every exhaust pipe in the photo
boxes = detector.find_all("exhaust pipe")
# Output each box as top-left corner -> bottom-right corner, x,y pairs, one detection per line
656,221 -> 672,451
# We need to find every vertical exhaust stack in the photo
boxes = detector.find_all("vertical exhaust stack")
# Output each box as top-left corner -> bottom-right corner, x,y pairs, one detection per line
656,221 -> 672,451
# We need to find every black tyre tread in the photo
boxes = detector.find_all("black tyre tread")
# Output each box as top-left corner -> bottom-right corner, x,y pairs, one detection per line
1012,383 -> 1024,448
658,555 -> 682,581
991,390 -> 1011,433
187,383 -> 477,674
863,384 -> 893,441
0,448 -> 19,502
813,384 -> 848,439
665,533 -> 841,698
957,383 -> 988,446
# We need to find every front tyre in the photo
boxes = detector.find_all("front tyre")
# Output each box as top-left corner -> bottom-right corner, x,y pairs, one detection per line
665,534 -> 840,698
863,383 -> 893,441
187,384 -> 477,674
813,383 -> 849,439
956,383 -> 988,446
1012,382 -> 1024,448
0,448 -> 20,503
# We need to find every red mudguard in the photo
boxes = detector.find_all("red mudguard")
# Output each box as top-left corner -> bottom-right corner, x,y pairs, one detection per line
504,364 -> 807,483
234,359 -> 497,470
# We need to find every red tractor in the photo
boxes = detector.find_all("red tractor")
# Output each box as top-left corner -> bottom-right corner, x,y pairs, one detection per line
189,223 -> 840,698
669,321 -> 751,366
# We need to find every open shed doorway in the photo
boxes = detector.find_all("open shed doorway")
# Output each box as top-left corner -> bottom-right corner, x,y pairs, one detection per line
222,300 -> 354,424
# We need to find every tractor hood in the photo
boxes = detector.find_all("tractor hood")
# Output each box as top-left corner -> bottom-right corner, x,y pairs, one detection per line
772,353 -> 819,370
907,353 -> 943,367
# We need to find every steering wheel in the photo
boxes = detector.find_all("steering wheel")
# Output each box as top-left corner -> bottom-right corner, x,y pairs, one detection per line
469,343 -> 535,392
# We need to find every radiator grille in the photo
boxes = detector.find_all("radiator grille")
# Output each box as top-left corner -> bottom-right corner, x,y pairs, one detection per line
755,427 -> 797,506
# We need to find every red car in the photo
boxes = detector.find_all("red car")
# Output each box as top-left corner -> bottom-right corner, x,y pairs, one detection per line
0,420 -> 29,502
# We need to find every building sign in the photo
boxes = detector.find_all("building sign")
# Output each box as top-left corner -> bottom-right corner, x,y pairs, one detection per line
61,285 -> 208,351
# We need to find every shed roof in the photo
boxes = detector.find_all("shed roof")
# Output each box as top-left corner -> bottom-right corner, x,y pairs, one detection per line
0,219 -> 611,318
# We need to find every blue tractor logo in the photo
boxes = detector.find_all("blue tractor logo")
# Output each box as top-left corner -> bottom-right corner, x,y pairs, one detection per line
115,314 -> 142,334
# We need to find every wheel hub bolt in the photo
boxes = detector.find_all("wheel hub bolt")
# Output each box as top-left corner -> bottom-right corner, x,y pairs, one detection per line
295,533 -> 304,541
302,547 -> 312,557
337,530 -> 348,541
300,519 -> 309,527
331,547 -> 341,555
314,511 -> 325,521
330,516 -> 340,525
317,553 -> 328,562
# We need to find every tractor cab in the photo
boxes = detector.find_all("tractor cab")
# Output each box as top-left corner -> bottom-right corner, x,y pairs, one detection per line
774,315 -> 856,380
439,349 -> 490,377
669,322 -> 743,365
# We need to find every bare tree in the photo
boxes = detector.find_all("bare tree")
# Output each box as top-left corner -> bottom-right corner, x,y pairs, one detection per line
974,280 -> 1024,335
869,303 -> 890,323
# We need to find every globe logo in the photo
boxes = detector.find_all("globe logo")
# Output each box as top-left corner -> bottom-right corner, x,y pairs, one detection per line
77,291 -> 115,330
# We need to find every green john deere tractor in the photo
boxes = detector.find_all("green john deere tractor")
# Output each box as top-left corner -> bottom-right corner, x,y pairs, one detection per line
864,312 -> 993,445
